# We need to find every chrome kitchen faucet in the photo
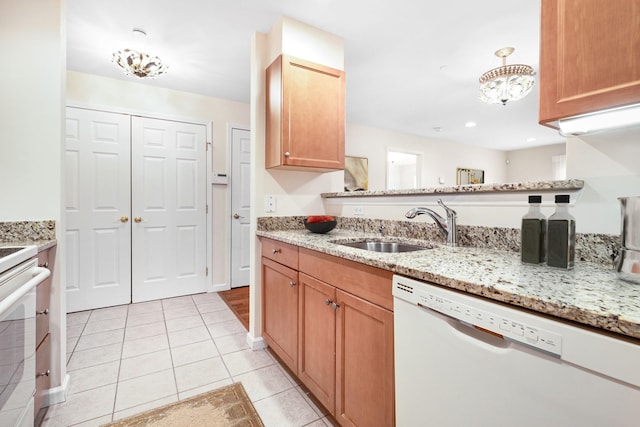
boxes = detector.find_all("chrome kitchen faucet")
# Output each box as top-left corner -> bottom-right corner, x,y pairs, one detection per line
405,200 -> 457,246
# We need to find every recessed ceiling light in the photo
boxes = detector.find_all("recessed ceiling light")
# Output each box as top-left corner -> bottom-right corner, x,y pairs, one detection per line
526,137 -> 537,142
465,121 -> 477,128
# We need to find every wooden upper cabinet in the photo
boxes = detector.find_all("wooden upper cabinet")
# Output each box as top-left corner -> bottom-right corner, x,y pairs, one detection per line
266,54 -> 345,171
539,0 -> 640,127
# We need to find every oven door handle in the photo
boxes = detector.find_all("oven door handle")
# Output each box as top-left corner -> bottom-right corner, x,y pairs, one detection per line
0,266 -> 50,316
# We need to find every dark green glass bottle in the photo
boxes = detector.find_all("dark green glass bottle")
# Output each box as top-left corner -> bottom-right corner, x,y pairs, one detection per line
547,194 -> 575,269
521,195 -> 546,264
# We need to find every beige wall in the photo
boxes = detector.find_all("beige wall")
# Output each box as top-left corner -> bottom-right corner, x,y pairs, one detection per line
0,0 -> 67,406
505,143 -> 566,182
565,130 -> 640,235
0,0 -> 65,221
66,71 -> 250,288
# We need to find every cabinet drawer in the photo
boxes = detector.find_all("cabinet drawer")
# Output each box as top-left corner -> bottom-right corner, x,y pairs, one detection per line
299,248 -> 394,311
35,333 -> 51,417
36,278 -> 51,346
261,238 -> 298,269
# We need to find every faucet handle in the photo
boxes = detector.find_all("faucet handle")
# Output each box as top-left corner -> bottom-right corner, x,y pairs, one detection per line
437,199 -> 456,217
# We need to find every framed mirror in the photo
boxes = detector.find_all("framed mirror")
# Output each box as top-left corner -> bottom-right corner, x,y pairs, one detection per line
456,167 -> 484,185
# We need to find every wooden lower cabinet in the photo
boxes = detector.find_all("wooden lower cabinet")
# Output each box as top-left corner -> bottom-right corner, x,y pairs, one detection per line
335,289 -> 394,427
298,273 -> 336,414
261,257 -> 299,373
261,238 -> 395,427
35,247 -> 53,420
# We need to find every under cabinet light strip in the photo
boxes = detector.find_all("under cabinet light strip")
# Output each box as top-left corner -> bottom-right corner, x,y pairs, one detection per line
559,103 -> 640,135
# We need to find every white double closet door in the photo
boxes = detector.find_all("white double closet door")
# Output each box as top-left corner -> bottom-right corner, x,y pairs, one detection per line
65,107 -> 207,312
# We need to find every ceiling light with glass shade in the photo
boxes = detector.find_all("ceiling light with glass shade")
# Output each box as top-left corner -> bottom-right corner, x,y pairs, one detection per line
479,47 -> 535,106
112,29 -> 167,79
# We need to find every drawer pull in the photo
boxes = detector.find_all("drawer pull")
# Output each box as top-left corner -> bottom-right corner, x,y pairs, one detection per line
289,281 -> 296,287
36,369 -> 51,378
272,248 -> 281,254
37,308 -> 49,316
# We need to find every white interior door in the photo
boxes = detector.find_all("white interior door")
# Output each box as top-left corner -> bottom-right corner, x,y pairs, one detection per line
230,128 -> 251,288
131,117 -> 207,302
65,107 -> 132,312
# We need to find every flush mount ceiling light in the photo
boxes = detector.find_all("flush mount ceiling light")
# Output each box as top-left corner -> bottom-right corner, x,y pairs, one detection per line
112,29 -> 167,79
479,47 -> 535,106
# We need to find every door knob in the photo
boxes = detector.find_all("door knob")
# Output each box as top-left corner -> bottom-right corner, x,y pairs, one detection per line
134,217 -> 143,223
233,213 -> 241,219
120,216 -> 129,223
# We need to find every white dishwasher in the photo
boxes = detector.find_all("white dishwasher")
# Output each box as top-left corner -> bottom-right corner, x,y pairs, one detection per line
393,275 -> 640,427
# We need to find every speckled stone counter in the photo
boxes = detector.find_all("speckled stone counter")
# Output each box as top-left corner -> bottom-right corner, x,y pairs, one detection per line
0,220 -> 57,251
321,179 -> 584,198
256,228 -> 640,341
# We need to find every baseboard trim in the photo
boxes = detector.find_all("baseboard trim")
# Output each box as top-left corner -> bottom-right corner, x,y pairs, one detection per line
210,282 -> 230,293
44,373 -> 70,407
246,333 -> 267,350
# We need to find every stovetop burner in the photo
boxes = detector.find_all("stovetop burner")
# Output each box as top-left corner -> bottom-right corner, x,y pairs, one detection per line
0,247 -> 25,258
0,246 -> 37,275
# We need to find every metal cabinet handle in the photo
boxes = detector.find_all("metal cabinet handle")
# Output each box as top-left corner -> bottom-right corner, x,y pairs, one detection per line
325,299 -> 332,305
120,216 -> 129,223
134,217 -> 143,223
289,281 -> 296,287
284,151 -> 290,157
233,213 -> 242,219
37,308 -> 49,316
39,261 -> 49,268
272,248 -> 281,254
332,302 -> 340,310
36,369 -> 51,378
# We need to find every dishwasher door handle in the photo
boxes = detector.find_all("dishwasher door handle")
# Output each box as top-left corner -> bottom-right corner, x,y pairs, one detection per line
418,303 -> 512,352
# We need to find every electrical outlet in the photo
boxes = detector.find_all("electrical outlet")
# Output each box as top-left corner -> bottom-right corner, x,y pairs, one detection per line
354,206 -> 365,215
265,195 -> 276,213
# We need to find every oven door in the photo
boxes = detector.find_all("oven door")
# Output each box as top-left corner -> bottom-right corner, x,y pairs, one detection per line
0,259 -> 49,427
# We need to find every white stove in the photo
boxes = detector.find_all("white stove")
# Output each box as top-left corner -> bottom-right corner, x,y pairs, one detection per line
0,244 -> 49,427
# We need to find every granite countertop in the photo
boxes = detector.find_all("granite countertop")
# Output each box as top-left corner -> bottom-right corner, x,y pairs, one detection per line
257,228 -> 640,341
321,179 -> 584,198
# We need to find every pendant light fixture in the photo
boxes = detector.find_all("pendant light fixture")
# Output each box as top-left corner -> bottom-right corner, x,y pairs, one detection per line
112,28 -> 168,79
479,47 -> 535,106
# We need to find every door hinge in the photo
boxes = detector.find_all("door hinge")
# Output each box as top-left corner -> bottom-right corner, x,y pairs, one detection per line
206,267 -> 209,276
206,204 -> 208,214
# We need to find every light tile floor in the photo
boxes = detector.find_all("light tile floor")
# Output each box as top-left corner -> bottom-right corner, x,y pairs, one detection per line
42,292 -> 333,427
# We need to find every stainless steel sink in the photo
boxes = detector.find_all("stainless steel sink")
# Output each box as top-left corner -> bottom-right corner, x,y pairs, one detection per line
336,240 -> 430,253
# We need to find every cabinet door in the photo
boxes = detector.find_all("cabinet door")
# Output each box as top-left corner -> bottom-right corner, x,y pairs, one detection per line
539,0 -> 640,125
36,249 -> 52,347
335,290 -> 395,427
35,333 -> 51,418
262,257 -> 299,372
298,273 -> 336,414
266,55 -> 345,171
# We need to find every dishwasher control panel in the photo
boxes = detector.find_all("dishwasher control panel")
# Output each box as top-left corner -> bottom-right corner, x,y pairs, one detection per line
393,276 -> 563,357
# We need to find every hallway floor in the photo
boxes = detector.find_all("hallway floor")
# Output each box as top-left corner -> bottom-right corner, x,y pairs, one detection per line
42,292 -> 333,426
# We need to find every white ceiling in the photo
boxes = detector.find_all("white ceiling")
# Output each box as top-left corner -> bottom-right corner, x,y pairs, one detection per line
66,0 -> 565,151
